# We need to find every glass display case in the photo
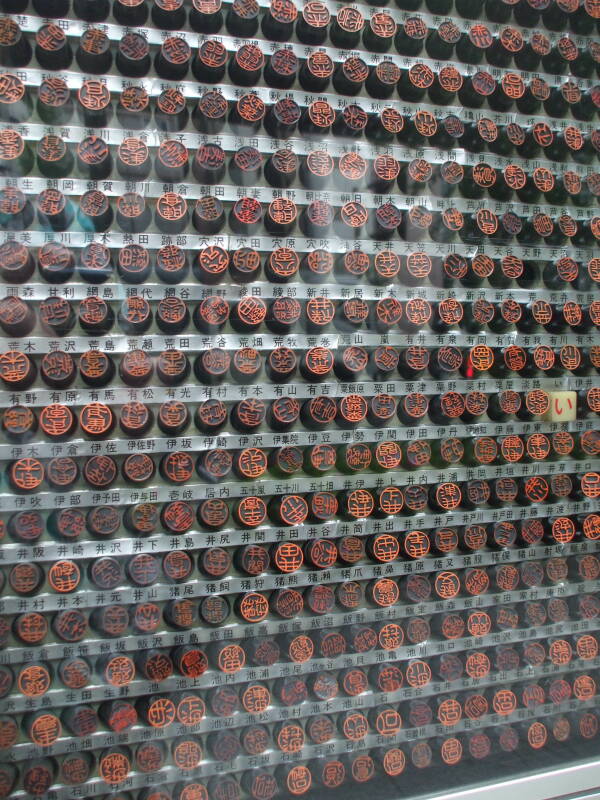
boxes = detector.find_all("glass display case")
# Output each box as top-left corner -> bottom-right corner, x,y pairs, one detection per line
0,0 -> 598,799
